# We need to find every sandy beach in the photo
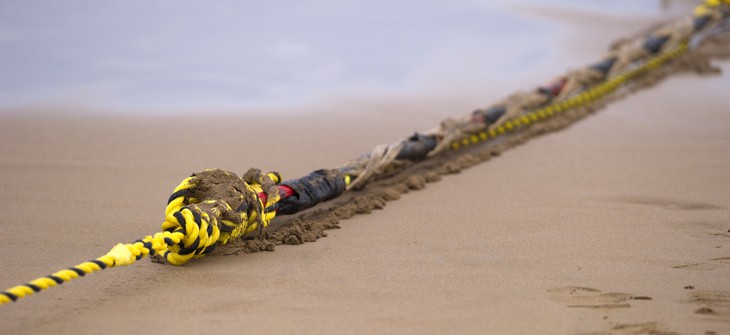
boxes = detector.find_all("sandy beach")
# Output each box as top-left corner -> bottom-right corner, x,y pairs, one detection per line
2,3 -> 730,335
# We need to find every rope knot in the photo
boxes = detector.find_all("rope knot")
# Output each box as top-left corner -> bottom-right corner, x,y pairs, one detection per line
152,168 -> 282,265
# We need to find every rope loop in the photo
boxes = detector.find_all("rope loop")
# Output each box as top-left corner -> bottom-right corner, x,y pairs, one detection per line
153,168 -> 282,265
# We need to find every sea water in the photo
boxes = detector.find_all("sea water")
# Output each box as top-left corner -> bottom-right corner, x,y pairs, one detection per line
0,0 -> 694,114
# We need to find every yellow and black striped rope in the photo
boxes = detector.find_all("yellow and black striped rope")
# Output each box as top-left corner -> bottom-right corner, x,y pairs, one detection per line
0,169 -> 282,305
0,241 -> 150,304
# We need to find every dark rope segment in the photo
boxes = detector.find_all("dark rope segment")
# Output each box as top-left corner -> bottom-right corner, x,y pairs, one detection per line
277,169 -> 347,215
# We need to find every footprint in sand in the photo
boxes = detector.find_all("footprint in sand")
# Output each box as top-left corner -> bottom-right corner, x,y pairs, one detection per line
673,257 -> 730,271
693,230 -> 730,240
687,290 -> 730,318
548,286 -> 651,309
579,322 -> 680,335
670,221 -> 730,240
610,196 -> 723,211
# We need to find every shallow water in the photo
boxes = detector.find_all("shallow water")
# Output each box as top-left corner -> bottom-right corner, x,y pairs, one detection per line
0,0 -> 693,114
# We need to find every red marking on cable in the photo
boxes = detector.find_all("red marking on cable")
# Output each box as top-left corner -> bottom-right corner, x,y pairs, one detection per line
257,185 -> 295,207
278,185 -> 295,198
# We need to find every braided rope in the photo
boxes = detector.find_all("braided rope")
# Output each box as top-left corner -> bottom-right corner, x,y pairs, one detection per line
0,168 -> 281,305
1,0 -> 728,306
341,0 -> 730,184
449,42 -> 690,150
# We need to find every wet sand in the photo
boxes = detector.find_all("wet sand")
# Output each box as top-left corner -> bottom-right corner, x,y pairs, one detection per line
2,5 -> 730,335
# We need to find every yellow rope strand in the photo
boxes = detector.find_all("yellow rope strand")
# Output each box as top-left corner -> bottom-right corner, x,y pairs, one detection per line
450,42 -> 689,151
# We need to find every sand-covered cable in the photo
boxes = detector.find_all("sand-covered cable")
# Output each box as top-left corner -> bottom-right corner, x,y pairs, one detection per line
217,30 -> 730,256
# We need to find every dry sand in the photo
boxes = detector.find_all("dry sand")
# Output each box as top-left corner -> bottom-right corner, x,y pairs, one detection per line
2,6 -> 730,335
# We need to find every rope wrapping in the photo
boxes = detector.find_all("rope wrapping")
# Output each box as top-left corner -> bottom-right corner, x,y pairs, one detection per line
2,0 -> 729,306
277,169 -> 347,215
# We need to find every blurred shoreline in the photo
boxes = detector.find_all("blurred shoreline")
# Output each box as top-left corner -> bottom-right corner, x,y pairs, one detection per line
0,0 -> 697,116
